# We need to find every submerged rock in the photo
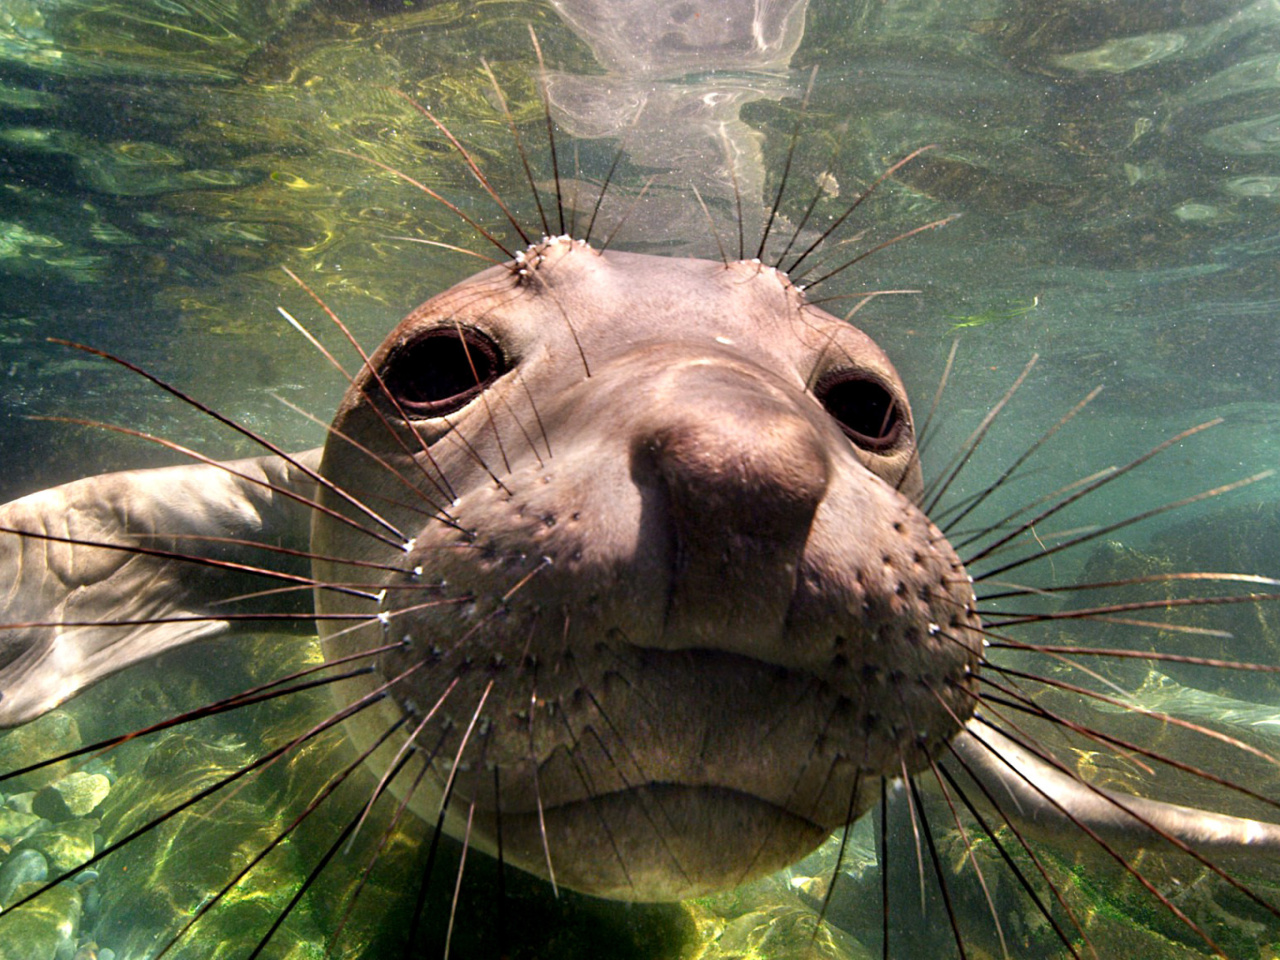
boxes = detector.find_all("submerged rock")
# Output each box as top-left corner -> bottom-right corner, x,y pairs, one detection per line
0,883 -> 80,960
13,820 -> 97,876
32,775 -> 110,822
0,849 -> 48,907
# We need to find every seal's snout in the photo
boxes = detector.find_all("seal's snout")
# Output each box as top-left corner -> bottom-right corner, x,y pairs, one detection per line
630,361 -> 831,651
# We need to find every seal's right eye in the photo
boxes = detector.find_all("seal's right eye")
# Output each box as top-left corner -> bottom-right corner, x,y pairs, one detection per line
378,325 -> 507,418
814,370 -> 905,453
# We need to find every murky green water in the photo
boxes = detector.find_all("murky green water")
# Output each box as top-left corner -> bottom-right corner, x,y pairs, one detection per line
1,1 -> 1279,958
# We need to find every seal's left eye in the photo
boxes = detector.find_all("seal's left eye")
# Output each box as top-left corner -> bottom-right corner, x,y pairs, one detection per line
814,371 -> 904,452
380,326 -> 507,418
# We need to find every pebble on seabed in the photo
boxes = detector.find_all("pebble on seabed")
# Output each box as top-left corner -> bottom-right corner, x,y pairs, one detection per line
0,761 -> 112,960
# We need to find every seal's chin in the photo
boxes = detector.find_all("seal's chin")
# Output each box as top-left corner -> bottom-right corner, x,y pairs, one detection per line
498,783 -> 833,901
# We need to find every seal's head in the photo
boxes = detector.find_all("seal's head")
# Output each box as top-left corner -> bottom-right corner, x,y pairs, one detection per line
312,236 -> 983,900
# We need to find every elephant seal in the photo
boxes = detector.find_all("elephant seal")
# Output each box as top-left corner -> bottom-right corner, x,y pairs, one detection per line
2,235 -> 1280,949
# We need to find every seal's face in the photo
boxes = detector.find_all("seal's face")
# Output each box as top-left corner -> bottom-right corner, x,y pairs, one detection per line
312,237 -> 982,900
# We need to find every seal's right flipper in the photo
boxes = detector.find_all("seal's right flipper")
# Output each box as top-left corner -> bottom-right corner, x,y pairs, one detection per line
0,451 -> 320,727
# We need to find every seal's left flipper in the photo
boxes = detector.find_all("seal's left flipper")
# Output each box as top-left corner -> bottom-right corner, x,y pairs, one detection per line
0,451 -> 320,727
952,719 -> 1280,866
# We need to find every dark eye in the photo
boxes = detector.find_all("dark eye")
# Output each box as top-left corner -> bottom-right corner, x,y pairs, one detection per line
378,326 -> 506,418
814,371 -> 904,452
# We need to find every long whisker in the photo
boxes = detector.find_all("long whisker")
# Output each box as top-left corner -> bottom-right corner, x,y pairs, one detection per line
937,745 -> 1094,959
278,265 -> 464,505
334,147 -> 514,260
443,798 -> 478,960
270,393 -> 454,522
974,470 -> 1274,581
483,58 -> 550,237
30,413 -> 412,550
926,753 -> 1007,958
980,665 -> 1280,771
153,715 -> 410,959
691,183 -> 729,265
799,214 -> 961,292
922,355 -> 1038,516
2,682 -> 389,917
389,89 -> 531,248
47,340 -> 414,547
583,145 -> 626,247
0,522 -> 379,602
962,716 -> 1231,957
940,385 -> 1104,532
529,26 -> 566,237
907,774 -> 969,959
756,65 -> 818,261
786,145 -> 937,277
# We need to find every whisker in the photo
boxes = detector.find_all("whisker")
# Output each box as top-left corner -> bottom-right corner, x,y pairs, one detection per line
922,354 -> 1038,516
276,305 -> 353,380
941,385 -> 1104,533
551,707 -> 641,895
347,676 -> 461,851
528,26 -> 566,237
270,393 -> 455,522
962,716 -> 1231,957
141,531 -> 410,574
483,58 -> 550,237
912,338 -> 959,472
756,65 -> 818,261
974,470 -> 1275,582
45,340 -> 414,546
720,160 -> 743,262
962,418 -> 1221,567
785,144 -> 937,277
982,590 -> 1280,629
517,370 -> 554,461
583,145 -> 626,247
898,757 -> 928,915
937,745 -> 1094,960
0,661 -> 381,786
379,236 -> 502,263
334,147 -> 514,260
979,676 -> 1280,817
879,779 -> 890,960
153,714 -> 410,959
279,265 -> 461,505
981,569 -> 1280,602
598,175 -> 656,253
809,771 -> 862,944
908,773 -> 969,959
986,638 -> 1280,673
389,89 -> 531,248
774,143 -> 842,270
2,683 -> 389,917
526,668 -> 559,896
443,798 -> 478,960
980,663 -> 1280,771
326,750 -> 435,957
436,681 -> 494,818
800,214 -> 961,292
926,753 -> 1007,958
0,522 -> 379,602
691,183 -> 729,265
952,467 -> 1117,554
243,747 -> 413,960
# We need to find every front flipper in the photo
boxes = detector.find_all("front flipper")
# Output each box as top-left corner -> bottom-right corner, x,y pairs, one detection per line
0,452 -> 320,727
952,717 -> 1280,863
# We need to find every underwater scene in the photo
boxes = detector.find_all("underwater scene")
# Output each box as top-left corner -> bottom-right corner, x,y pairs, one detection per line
1,0 -> 1280,958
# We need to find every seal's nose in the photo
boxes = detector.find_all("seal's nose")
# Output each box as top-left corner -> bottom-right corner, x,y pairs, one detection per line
630,360 -> 831,653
